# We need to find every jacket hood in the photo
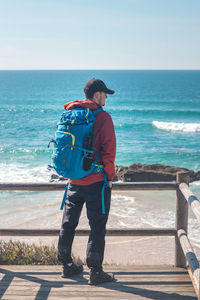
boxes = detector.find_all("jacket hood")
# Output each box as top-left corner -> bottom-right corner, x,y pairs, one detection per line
64,99 -> 101,111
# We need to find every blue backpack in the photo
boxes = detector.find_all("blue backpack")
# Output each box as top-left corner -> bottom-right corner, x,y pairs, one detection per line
48,107 -> 107,212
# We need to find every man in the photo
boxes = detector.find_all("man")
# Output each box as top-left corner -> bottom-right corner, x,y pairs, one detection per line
58,78 -> 116,285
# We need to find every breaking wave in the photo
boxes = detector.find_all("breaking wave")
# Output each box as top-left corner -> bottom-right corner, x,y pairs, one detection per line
152,121 -> 200,133
0,163 -> 52,183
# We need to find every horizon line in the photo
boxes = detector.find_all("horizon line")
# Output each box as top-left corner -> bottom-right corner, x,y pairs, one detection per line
0,69 -> 200,71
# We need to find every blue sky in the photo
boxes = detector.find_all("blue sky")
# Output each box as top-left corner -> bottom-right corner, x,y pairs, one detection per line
0,0 -> 200,70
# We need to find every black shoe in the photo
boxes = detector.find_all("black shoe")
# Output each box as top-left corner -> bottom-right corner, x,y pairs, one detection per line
61,262 -> 83,278
88,269 -> 116,285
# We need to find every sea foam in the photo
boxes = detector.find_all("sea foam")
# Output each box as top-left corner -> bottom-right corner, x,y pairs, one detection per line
0,163 -> 51,182
191,181 -> 200,186
152,121 -> 200,133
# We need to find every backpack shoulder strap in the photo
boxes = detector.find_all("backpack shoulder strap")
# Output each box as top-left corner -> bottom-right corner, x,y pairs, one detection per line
93,108 -> 103,116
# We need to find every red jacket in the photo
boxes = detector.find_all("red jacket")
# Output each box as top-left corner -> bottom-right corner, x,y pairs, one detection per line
63,99 -> 116,185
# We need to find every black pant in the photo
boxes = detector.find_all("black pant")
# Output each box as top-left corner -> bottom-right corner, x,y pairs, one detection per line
58,181 -> 111,271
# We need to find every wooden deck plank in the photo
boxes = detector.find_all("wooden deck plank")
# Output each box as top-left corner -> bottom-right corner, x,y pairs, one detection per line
0,265 -> 197,300
0,275 -> 192,283
0,264 -> 189,271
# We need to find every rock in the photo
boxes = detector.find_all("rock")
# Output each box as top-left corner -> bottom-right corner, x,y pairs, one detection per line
49,163 -> 200,183
115,163 -> 198,182
124,170 -> 175,182
113,165 -> 128,181
50,174 -> 66,182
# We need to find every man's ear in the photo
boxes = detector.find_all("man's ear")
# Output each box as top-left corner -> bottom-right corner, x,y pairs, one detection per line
93,91 -> 100,100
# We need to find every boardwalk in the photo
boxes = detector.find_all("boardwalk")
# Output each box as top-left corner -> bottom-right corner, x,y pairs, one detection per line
0,175 -> 200,298
0,265 -> 196,300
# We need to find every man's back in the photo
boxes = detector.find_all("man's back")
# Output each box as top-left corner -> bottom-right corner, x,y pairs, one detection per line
63,99 -> 116,185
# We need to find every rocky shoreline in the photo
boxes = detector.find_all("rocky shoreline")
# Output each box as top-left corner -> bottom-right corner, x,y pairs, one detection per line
113,163 -> 200,182
50,163 -> 200,183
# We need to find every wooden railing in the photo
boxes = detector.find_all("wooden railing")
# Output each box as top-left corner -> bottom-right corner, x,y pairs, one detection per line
0,172 -> 200,299
176,174 -> 200,299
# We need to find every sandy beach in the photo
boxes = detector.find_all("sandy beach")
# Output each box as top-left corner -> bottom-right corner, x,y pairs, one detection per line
1,188 -> 200,266
2,234 -> 200,266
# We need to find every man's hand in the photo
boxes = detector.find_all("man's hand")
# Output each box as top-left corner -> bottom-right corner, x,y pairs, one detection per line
108,181 -> 112,188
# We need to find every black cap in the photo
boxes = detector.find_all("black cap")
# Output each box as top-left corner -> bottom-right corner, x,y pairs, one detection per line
84,78 -> 115,99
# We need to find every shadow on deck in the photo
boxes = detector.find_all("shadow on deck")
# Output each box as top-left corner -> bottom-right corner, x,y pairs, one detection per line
0,265 -> 197,300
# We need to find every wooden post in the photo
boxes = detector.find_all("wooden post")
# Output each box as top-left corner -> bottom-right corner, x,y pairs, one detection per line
199,272 -> 200,300
175,172 -> 190,268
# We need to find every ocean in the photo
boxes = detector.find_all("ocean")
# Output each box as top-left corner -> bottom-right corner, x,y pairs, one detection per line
0,70 -> 200,243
